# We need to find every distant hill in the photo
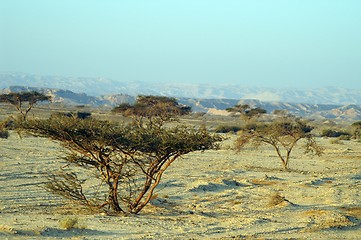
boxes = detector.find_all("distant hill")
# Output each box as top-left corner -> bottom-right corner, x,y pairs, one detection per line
1,72 -> 361,105
1,85 -> 361,120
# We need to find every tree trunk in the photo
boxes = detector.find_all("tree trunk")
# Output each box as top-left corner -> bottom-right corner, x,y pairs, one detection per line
107,176 -> 125,213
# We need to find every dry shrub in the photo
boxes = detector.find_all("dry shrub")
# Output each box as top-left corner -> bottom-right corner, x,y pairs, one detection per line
339,206 -> 361,219
0,119 -> 10,139
249,178 -> 277,186
267,192 -> 288,207
0,225 -> 17,234
59,217 -> 79,230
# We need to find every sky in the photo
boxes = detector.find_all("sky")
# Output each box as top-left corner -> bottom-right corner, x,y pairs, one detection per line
1,0 -> 360,89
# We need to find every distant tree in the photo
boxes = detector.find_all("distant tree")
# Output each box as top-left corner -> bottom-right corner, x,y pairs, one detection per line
351,121 -> 361,139
21,113 -> 220,214
112,95 -> 191,127
235,115 -> 323,171
226,104 -> 266,122
0,91 -> 51,120
272,109 -> 289,116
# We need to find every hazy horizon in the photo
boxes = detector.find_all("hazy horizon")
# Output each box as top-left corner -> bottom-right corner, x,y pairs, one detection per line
1,1 -> 360,89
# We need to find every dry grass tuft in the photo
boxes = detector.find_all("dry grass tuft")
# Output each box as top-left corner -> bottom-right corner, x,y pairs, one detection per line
59,217 -> 79,230
249,178 -> 277,186
0,225 -> 17,234
339,206 -> 361,219
267,192 -> 288,207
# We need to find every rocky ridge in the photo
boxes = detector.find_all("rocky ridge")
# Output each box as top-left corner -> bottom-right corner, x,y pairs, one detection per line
1,85 -> 361,120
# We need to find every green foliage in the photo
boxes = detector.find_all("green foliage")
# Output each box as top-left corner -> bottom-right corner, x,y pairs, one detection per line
21,114 -> 220,214
235,116 -> 323,170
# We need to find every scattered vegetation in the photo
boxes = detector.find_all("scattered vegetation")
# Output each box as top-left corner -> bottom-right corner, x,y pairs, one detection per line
20,96 -> 221,214
112,95 -> 191,127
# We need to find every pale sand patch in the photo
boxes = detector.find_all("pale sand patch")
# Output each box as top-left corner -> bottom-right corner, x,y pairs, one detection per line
0,133 -> 360,239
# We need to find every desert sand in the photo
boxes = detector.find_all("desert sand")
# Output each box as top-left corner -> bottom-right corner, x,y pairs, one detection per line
0,130 -> 360,239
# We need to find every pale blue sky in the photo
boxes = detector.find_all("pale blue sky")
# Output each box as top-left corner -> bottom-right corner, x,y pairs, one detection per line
1,0 -> 360,89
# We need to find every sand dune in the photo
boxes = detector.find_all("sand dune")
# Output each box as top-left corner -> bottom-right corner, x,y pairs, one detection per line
1,132 -> 360,239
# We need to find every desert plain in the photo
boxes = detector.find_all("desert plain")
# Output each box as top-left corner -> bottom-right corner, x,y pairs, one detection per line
0,108 -> 360,239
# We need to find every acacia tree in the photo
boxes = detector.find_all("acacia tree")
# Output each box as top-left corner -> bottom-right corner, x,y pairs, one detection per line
226,104 -> 267,123
21,101 -> 220,214
112,95 -> 191,128
235,115 -> 323,170
0,91 -> 51,120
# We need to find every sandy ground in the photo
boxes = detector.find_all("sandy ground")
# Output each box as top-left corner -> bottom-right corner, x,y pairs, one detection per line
0,131 -> 360,239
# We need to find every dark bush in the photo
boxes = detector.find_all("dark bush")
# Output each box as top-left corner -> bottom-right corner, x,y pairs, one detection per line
76,112 -> 91,119
321,129 -> 351,138
53,111 -> 92,119
214,125 -> 242,133
0,129 -> 9,139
